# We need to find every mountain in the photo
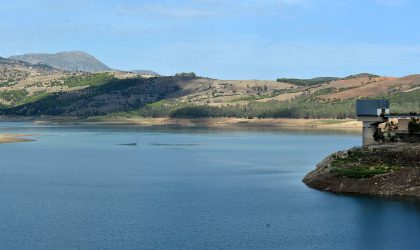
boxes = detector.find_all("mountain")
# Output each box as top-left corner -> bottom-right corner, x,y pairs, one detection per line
9,51 -> 111,72
0,56 -> 55,70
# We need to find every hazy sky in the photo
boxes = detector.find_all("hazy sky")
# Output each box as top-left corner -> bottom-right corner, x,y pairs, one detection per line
1,0 -> 419,79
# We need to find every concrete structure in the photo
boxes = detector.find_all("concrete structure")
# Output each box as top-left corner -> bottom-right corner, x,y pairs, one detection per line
356,99 -> 389,145
397,118 -> 410,133
384,115 -> 420,133
385,115 -> 420,143
356,99 -> 420,145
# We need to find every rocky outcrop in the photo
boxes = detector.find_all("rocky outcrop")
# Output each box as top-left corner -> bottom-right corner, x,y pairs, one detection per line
303,143 -> 420,197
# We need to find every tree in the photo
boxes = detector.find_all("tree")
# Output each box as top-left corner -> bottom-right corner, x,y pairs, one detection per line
408,118 -> 420,135
175,72 -> 197,78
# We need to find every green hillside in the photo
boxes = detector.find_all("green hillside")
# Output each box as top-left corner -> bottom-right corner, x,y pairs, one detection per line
0,60 -> 419,119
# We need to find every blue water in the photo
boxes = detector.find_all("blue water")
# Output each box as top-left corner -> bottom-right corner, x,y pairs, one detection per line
0,122 -> 419,250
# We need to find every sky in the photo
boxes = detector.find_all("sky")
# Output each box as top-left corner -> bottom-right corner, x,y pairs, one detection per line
1,0 -> 420,79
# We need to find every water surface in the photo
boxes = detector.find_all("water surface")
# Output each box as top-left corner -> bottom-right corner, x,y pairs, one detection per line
0,123 -> 419,249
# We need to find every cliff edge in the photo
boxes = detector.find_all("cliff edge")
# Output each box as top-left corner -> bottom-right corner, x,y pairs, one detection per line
303,143 -> 420,197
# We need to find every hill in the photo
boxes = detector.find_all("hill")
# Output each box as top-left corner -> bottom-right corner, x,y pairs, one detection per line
0,56 -> 419,118
276,77 -> 340,86
9,51 -> 111,72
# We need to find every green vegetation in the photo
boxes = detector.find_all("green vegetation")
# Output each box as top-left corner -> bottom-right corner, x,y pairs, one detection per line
230,95 -> 271,102
408,118 -> 420,134
332,165 -> 400,179
108,97 -> 355,119
1,77 -> 181,116
0,90 -> 29,105
0,66 -> 419,118
147,100 -> 168,108
0,81 -> 17,87
60,73 -> 115,87
276,73 -> 380,87
2,82 -> 420,118
23,91 -> 50,103
343,73 -> 380,79
330,147 -> 403,179
175,72 -> 197,78
313,88 -> 336,96
387,89 -> 420,114
276,77 -> 339,86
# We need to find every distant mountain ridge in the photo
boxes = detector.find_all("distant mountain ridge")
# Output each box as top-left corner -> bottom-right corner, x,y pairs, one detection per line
9,51 -> 111,73
0,55 -> 56,71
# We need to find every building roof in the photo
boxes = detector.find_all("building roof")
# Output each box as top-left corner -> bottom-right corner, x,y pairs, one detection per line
356,99 -> 389,116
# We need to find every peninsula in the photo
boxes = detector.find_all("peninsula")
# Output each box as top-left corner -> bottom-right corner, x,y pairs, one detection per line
304,143 -> 420,197
304,100 -> 420,198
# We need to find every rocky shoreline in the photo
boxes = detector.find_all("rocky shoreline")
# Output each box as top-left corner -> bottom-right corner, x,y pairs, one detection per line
303,143 -> 420,197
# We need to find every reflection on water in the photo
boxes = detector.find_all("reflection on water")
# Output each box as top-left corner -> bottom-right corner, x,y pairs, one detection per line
0,122 -> 418,250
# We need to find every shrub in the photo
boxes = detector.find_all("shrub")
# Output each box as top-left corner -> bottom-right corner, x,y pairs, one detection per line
373,121 -> 397,142
175,72 -> 197,78
408,118 -> 420,135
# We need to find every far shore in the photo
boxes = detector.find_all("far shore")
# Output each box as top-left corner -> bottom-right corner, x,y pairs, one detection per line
0,116 -> 362,131
28,117 -> 362,131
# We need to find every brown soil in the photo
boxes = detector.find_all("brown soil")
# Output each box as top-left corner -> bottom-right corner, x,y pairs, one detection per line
0,134 -> 34,144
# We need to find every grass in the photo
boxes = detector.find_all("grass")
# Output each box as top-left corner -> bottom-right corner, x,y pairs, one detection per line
332,165 -> 401,179
313,88 -> 336,96
0,89 -> 29,104
61,73 -> 115,88
23,91 -> 50,103
230,95 -> 271,102
330,147 -> 403,179
147,99 -> 168,108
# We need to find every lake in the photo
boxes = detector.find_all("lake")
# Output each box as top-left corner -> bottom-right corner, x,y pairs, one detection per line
0,122 -> 419,250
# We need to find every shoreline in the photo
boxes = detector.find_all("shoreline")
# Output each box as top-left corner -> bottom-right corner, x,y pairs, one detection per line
7,117 -> 363,131
0,117 -> 361,143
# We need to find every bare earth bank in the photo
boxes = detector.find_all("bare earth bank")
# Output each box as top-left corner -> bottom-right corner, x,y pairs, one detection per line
27,117 -> 360,131
303,143 -> 420,198
0,134 -> 34,144
0,116 -> 361,130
